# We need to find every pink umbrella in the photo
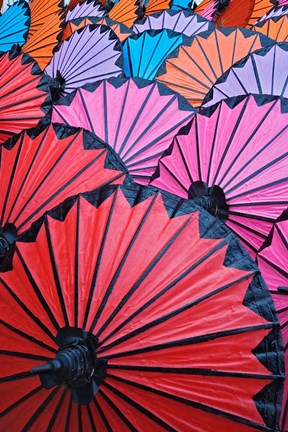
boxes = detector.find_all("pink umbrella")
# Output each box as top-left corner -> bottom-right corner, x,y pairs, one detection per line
52,77 -> 195,184
150,94 -> 288,258
257,213 -> 288,432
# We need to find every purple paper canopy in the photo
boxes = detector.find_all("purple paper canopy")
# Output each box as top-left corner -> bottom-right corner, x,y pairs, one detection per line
255,4 -> 288,22
66,0 -> 105,21
133,10 -> 214,37
202,44 -> 288,107
45,24 -> 123,97
52,78 -> 195,184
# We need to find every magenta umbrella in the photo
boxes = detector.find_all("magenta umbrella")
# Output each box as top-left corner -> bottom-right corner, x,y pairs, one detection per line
52,77 -> 195,184
202,43 -> 288,107
150,94 -> 288,257
45,24 -> 123,98
257,213 -> 288,432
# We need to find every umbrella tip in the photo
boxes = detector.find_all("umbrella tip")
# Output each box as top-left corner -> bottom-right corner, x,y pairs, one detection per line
30,360 -> 61,376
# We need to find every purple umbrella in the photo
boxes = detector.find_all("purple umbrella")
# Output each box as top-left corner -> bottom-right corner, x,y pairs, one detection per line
66,0 -> 105,21
255,4 -> 288,22
45,24 -> 123,97
52,77 -> 195,184
133,10 -> 214,37
202,43 -> 288,107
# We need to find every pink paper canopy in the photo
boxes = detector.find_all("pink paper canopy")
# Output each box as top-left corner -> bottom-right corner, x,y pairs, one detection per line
52,77 -> 195,184
150,95 -> 288,258
257,215 -> 288,431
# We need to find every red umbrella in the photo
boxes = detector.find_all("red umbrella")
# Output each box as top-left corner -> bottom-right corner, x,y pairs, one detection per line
0,185 -> 284,431
150,94 -> 288,257
52,77 -> 195,185
0,123 -> 128,271
257,212 -> 288,432
0,48 -> 52,145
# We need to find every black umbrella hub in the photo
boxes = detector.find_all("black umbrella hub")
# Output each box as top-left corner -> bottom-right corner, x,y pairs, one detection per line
0,223 -> 17,272
31,327 -> 107,405
188,181 -> 229,221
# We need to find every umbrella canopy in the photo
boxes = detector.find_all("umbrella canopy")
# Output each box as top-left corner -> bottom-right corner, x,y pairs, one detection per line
123,29 -> 189,80
214,0 -> 274,28
132,10 -> 214,37
202,43 -> 288,107
156,27 -> 273,107
257,214 -> 288,432
0,48 -> 53,145
251,16 -> 288,42
22,10 -> 65,69
52,77 -> 195,184
193,0 -> 219,20
150,94 -> 288,257
0,184 -> 284,431
66,0 -> 105,21
45,24 -> 123,97
256,4 -> 288,21
0,0 -> 30,52
0,123 -> 128,271
108,0 -> 138,27
28,0 -> 64,39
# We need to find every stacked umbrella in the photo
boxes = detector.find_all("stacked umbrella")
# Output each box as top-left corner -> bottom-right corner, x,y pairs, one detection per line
0,0 -> 287,431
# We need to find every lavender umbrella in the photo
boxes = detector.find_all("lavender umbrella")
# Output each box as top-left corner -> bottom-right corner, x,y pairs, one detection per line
202,43 -> 288,107
66,0 -> 105,21
255,4 -> 288,22
45,24 -> 123,97
133,10 -> 214,37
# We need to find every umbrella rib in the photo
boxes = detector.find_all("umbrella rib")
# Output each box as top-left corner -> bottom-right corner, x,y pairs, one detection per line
211,97 -> 250,186
98,270 -> 255,352
46,389 -> 68,432
207,104 -> 222,185
102,323 -> 274,359
22,387 -> 61,432
99,389 -> 138,431
0,371 -> 34,384
5,127 -> 51,225
74,199 -> 80,327
93,398 -> 113,432
0,133 -> 25,225
117,83 -> 156,157
223,122 -> 287,191
77,405 -> 83,432
155,157 -> 190,195
79,89 -> 95,134
64,396 -> 73,432
101,382 -> 175,431
90,192 -> 160,333
0,319 -> 57,354
0,272 -> 57,342
106,373 -> 273,432
0,385 -> 43,418
86,405 -> 97,432
96,211 -> 193,339
0,350 -> 53,363
18,149 -> 119,232
44,218 -> 70,327
227,173 -> 288,200
113,80 -> 130,150
258,254 -> 287,279
16,244 -> 63,332
82,189 -> 119,330
108,364 -> 279,380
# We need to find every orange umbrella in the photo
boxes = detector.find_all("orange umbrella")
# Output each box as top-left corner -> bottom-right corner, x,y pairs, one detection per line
108,0 -> 138,27
28,0 -> 64,39
156,27 -> 273,107
252,15 -> 288,42
22,11 -> 65,69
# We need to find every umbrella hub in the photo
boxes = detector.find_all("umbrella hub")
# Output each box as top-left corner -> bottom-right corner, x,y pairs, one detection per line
0,223 -> 17,258
188,181 -> 229,221
31,327 -> 107,405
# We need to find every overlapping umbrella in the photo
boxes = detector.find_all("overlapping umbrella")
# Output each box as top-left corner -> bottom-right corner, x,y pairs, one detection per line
202,43 -> 288,106
150,94 -> 288,257
52,77 -> 195,184
0,185 -> 284,431
0,123 -> 128,271
0,0 -> 287,429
